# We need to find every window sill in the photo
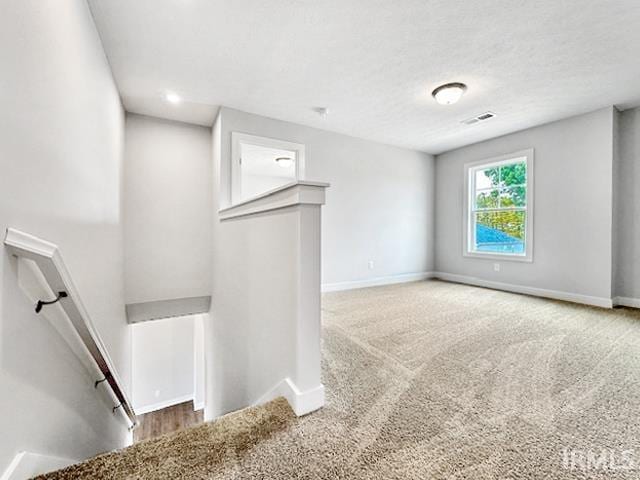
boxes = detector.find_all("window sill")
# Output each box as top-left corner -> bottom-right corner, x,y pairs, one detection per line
463,251 -> 533,263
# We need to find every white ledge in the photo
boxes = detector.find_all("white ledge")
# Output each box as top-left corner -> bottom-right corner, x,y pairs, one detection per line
126,296 -> 211,324
220,181 -> 329,221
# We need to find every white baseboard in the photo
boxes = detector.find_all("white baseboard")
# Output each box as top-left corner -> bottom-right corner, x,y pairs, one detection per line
193,401 -> 205,411
613,296 -> 640,308
322,271 -> 434,293
1,452 -> 77,480
433,272 -> 613,309
253,378 -> 325,417
134,394 -> 195,415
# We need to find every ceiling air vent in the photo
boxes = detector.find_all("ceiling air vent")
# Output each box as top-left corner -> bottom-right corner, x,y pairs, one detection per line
461,111 -> 496,125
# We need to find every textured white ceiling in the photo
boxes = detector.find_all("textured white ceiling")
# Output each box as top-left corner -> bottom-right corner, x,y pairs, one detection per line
88,0 -> 640,154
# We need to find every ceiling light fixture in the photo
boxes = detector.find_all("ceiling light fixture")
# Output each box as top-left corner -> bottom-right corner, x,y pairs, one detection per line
165,91 -> 182,104
275,157 -> 294,168
431,82 -> 467,105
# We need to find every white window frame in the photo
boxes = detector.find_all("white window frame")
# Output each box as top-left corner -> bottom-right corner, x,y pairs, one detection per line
463,148 -> 534,262
231,132 -> 306,205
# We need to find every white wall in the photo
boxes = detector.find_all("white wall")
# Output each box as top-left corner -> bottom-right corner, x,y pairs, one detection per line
615,107 -> 640,301
219,107 -> 435,288
206,113 -> 324,419
435,107 -> 615,302
204,116 -> 223,421
243,174 -> 294,200
124,114 -> 212,304
0,0 -> 130,471
207,111 -> 294,415
193,315 -> 206,410
131,316 -> 195,413
208,207 -> 299,416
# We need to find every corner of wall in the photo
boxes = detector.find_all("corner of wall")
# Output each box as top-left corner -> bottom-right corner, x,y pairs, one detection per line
431,106 -> 619,303
252,378 -> 324,417
611,107 -> 622,299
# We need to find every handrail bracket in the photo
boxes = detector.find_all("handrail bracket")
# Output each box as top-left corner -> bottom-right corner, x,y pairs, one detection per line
35,291 -> 68,313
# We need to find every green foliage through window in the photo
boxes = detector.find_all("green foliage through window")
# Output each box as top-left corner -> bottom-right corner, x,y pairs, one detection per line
476,211 -> 525,240
470,158 -> 528,255
474,161 -> 526,210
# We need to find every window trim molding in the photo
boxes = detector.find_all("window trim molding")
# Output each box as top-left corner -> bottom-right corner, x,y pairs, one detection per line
462,148 -> 534,263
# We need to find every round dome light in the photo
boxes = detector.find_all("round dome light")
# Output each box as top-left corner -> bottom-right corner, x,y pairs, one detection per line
432,82 -> 467,105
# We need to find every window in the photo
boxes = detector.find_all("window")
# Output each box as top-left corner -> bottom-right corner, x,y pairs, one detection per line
231,132 -> 305,205
464,149 -> 534,261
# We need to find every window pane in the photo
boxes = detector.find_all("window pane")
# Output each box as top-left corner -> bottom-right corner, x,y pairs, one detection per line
475,188 -> 500,209
239,143 -> 297,202
474,211 -> 525,254
499,186 -> 526,207
499,161 -> 526,187
475,167 -> 499,190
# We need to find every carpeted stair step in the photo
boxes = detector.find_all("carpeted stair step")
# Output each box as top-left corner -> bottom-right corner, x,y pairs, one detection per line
34,397 -> 295,480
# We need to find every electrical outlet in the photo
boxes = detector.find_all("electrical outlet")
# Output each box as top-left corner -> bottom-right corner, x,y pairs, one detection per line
154,390 -> 161,398
368,260 -> 374,270
494,263 -> 500,272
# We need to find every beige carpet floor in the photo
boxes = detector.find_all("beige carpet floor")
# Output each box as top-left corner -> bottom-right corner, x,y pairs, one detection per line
39,280 -> 640,479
